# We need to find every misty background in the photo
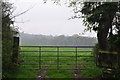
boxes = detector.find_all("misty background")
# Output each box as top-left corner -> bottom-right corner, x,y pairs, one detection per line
20,33 -> 97,45
10,0 -> 97,36
9,0 -> 97,46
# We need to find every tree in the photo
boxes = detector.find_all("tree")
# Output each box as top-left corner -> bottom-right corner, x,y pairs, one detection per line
44,0 -> 119,51
68,2 -> 120,78
2,1 -> 19,78
69,2 -> 118,51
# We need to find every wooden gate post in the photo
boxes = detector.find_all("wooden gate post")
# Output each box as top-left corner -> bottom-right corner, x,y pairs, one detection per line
12,37 -> 19,63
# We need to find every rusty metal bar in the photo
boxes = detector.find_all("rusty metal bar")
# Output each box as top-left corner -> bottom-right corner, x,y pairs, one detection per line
21,56 -> 94,57
22,68 -> 95,70
23,59 -> 94,61
20,45 -> 94,48
21,65 -> 96,67
20,51 -> 92,53
21,63 -> 95,65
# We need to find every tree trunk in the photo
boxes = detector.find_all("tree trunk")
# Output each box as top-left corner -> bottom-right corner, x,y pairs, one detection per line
97,27 -> 108,51
97,10 -> 116,51
97,14 -> 109,51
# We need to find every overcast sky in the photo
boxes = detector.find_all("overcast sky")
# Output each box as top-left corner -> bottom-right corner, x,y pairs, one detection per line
10,0 -> 97,37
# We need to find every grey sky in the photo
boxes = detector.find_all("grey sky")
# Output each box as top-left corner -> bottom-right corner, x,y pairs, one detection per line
10,0 -> 96,37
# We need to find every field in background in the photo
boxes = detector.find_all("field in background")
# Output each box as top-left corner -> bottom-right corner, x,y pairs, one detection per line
13,46 -> 102,78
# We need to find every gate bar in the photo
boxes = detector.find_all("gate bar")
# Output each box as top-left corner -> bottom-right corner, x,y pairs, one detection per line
76,47 -> 78,69
57,47 -> 59,70
39,47 -> 41,69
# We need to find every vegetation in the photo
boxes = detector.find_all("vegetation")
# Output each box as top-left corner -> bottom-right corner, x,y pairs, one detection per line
67,1 -> 120,78
20,33 -> 97,45
2,0 -> 120,79
67,1 -> 120,51
2,1 -> 19,78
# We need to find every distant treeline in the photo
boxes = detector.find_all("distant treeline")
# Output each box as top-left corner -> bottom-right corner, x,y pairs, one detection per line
20,33 -> 97,46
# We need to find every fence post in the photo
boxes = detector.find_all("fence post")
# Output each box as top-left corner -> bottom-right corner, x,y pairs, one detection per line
12,37 -> 19,63
57,47 -> 59,70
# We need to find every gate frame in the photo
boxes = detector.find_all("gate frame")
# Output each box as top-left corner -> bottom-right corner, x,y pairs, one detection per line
19,45 -> 95,70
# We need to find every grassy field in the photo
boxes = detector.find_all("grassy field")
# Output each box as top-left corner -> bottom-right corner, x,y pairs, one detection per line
12,46 -> 102,78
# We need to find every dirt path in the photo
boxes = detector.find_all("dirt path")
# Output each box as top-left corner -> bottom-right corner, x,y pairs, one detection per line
71,65 -> 82,78
36,65 -> 84,79
72,69 -> 81,78
36,66 -> 49,80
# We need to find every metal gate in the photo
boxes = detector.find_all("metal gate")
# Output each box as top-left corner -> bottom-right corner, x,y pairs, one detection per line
19,46 -> 96,70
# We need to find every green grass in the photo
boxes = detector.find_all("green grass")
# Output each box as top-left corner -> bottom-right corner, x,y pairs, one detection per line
12,46 -> 102,78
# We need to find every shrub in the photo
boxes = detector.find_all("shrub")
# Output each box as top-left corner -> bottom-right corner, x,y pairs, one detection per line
2,1 -> 19,78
